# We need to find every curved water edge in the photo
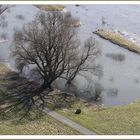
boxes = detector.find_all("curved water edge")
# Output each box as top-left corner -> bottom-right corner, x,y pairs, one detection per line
1,5 -> 140,107
1,60 -> 140,108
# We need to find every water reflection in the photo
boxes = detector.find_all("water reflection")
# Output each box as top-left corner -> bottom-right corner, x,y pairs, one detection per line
106,88 -> 119,97
1,5 -> 140,107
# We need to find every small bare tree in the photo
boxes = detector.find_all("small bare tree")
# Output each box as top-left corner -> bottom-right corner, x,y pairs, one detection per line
1,11 -> 100,117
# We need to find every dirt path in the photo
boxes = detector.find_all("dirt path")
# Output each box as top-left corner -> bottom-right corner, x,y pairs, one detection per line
42,107 -> 96,135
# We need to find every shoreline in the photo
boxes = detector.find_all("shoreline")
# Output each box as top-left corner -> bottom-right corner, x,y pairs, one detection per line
94,29 -> 140,54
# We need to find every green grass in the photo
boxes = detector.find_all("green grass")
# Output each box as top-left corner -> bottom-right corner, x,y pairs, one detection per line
58,101 -> 140,135
94,29 -> 140,54
0,89 -> 79,135
0,65 -> 79,135
0,115 -> 79,135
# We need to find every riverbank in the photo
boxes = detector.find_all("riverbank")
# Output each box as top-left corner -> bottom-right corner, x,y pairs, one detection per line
0,63 -> 10,76
94,29 -> 140,54
0,63 -> 79,135
34,5 -> 65,11
2,63 -> 140,135
58,100 -> 140,134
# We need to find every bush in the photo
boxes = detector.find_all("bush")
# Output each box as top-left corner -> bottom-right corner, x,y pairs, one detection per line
106,53 -> 125,62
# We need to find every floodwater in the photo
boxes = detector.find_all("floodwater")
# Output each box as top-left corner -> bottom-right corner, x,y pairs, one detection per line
1,5 -> 140,107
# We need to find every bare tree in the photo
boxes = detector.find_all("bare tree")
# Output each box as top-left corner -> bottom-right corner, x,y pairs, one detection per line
13,11 -> 100,88
1,11 -> 100,117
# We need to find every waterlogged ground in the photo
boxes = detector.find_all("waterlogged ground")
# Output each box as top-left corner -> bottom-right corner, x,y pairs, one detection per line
1,5 -> 140,106
64,4 -> 140,106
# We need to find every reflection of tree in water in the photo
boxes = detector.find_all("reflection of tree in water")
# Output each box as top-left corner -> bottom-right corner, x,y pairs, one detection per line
0,6 -> 12,62
64,76 -> 104,104
106,88 -> 119,97
101,16 -> 107,26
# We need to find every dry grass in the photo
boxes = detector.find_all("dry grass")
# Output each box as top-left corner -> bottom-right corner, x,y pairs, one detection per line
0,63 -> 10,76
34,5 -> 65,11
94,29 -> 140,54
0,106 -> 79,135
0,64 -> 79,135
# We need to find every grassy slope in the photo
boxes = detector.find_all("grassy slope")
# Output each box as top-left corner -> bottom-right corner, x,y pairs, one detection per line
58,101 -> 140,135
94,29 -> 140,54
0,90 -> 79,135
0,112 -> 79,135
0,63 -> 79,135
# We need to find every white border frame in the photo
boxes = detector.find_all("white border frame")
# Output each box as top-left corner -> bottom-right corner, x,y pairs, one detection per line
1,135 -> 140,139
0,1 -> 140,4
0,1 -> 140,139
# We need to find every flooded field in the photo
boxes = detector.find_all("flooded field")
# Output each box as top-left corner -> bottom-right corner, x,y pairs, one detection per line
1,5 -> 140,107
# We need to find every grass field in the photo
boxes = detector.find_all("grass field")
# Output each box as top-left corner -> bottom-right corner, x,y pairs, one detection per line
0,85 -> 79,135
0,112 -> 79,135
94,29 -> 140,54
2,63 -> 140,135
58,101 -> 140,135
0,63 -> 79,135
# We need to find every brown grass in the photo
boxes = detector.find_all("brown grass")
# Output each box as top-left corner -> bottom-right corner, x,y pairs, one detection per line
34,5 -> 65,11
0,64 -> 79,135
0,63 -> 10,76
94,29 -> 140,54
